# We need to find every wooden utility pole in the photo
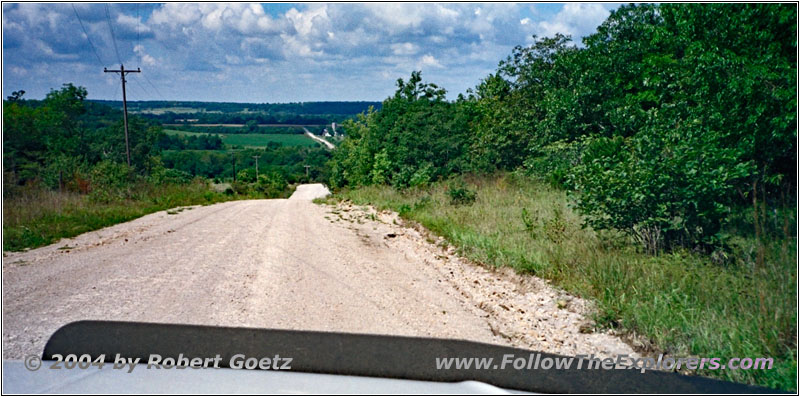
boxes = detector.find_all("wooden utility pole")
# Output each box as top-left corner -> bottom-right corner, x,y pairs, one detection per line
232,153 -> 237,182
252,155 -> 261,180
104,64 -> 140,167
304,165 -> 311,179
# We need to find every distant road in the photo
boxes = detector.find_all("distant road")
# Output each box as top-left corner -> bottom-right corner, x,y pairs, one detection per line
303,127 -> 336,150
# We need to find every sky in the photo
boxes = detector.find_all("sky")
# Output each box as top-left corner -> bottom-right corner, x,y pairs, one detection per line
2,3 -> 618,103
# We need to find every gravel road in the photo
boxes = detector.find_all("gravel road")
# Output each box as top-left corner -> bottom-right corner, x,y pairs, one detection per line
303,128 -> 336,150
2,184 -> 635,360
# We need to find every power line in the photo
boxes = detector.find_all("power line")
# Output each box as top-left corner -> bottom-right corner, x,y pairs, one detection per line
71,4 -> 105,67
141,71 -> 166,100
105,4 -> 122,64
136,3 -> 140,52
131,76 -> 152,98
112,74 -> 120,101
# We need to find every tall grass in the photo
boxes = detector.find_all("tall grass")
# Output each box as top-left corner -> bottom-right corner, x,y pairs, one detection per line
333,174 -> 797,391
3,181 -> 236,252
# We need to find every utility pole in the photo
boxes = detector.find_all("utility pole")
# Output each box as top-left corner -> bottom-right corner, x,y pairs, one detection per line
104,64 -> 140,167
304,165 -> 311,180
252,155 -> 261,180
232,153 -> 237,182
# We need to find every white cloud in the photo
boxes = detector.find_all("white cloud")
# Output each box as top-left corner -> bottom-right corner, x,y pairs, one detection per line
285,5 -> 328,36
391,42 -> 420,56
133,44 -> 155,66
536,3 -> 611,38
150,3 -> 283,35
419,54 -> 443,69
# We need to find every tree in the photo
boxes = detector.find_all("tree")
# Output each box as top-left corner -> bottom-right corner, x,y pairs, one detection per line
7,90 -> 25,101
246,120 -> 258,132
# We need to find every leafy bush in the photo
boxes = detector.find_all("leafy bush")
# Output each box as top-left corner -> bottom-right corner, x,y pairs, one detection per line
231,181 -> 249,195
409,162 -> 434,187
42,155 -> 87,191
521,207 -> 541,237
256,172 -> 288,198
447,180 -> 476,206
237,168 -> 256,183
88,161 -> 133,203
148,167 -> 193,185
524,139 -> 583,190
369,149 -> 391,185
571,129 -> 752,251
543,206 -> 568,244
328,71 -> 472,189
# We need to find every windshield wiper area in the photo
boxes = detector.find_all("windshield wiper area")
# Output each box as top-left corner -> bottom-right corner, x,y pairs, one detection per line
18,321 -> 778,393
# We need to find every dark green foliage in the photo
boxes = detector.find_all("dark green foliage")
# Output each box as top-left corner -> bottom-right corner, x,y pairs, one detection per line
447,179 -> 476,206
256,172 -> 288,197
569,3 -> 796,251
173,125 -> 306,135
88,161 -> 135,203
329,71 -> 473,189
157,133 -> 224,150
3,83 -> 163,190
148,167 -> 193,186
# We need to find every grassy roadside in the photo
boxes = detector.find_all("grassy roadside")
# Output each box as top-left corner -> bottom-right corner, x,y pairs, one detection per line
325,173 -> 797,391
3,180 -> 274,252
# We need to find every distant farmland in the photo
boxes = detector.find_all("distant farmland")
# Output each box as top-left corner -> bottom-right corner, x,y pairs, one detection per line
163,129 -> 319,148
163,123 -> 324,128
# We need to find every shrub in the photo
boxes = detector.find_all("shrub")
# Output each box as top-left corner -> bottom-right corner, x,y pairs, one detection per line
570,131 -> 751,251
521,207 -> 541,237
447,180 -> 476,206
42,155 -> 87,191
256,172 -> 288,198
88,161 -> 134,203
231,181 -> 249,195
237,168 -> 256,183
524,139 -> 583,190
370,149 -> 391,185
409,162 -> 434,187
148,167 -> 193,185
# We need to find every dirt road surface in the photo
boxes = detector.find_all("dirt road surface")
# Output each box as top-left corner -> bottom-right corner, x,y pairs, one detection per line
3,184 -> 635,360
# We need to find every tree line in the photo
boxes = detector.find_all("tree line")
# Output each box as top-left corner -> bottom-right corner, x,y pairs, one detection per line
96,100 -> 382,126
96,100 -> 382,115
329,3 -> 796,254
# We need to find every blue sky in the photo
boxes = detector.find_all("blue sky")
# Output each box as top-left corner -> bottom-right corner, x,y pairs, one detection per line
2,3 -> 618,103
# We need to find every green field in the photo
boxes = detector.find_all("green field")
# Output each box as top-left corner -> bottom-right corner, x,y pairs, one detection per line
163,129 -> 319,148
131,107 -> 222,115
